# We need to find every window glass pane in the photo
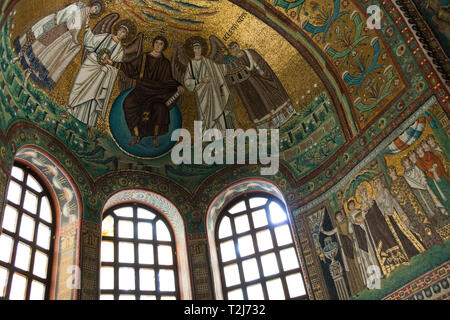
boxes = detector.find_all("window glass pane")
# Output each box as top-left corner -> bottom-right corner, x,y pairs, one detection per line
237,235 -> 255,258
114,207 -> 133,218
256,230 -> 274,252
156,220 -> 171,241
138,222 -> 153,240
158,245 -> 173,266
160,295 -> 176,300
26,175 -> 43,193
39,197 -> 52,223
0,266 -> 8,298
159,269 -> 175,292
218,216 -> 232,239
15,242 -> 31,271
223,264 -> 240,287
23,191 -> 38,215
19,214 -> 35,241
249,197 -> 268,209
274,225 -> 293,246
119,267 -> 135,290
261,253 -> 279,277
220,240 -> 236,263
100,267 -> 114,290
9,273 -> 27,300
251,209 -> 268,228
36,223 -> 51,250
242,258 -> 260,282
228,201 -> 246,214
0,234 -> 13,263
269,202 -> 287,224
29,281 -> 45,300
101,241 -> 114,262
118,220 -> 134,239
11,166 -> 24,181
33,251 -> 48,279
139,268 -> 155,291
2,205 -> 18,233
138,243 -> 154,265
102,215 -> 114,237
100,294 -> 114,300
280,248 -> 300,271
119,242 -> 134,263
227,288 -> 244,300
286,273 -> 305,298
137,208 -> 156,220
234,214 -> 250,234
247,283 -> 264,300
100,204 -> 179,299
7,180 -> 22,205
266,278 -> 285,300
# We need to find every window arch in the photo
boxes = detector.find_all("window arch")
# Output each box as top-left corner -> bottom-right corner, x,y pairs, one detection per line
213,191 -> 306,300
0,163 -> 56,300
100,203 -> 180,300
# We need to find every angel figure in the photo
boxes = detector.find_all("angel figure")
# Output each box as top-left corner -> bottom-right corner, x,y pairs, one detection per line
12,1 -> 105,89
172,36 -> 233,132
62,14 -> 144,138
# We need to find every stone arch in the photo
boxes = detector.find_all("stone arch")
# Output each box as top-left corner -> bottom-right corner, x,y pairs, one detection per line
14,145 -> 83,299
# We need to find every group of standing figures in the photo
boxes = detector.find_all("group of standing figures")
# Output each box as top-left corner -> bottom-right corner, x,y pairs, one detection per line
321,136 -> 449,296
12,1 -> 296,148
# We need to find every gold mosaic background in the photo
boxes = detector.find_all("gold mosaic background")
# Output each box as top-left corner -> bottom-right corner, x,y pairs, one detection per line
10,0 -> 327,135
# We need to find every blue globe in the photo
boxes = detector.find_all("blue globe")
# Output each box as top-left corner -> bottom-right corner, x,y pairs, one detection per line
109,87 -> 182,158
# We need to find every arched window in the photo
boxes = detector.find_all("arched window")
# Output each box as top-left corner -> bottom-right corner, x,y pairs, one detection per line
215,193 -> 306,300
100,203 -> 180,300
0,163 -> 56,300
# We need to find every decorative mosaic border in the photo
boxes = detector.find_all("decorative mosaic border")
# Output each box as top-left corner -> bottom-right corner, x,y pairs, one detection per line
383,261 -> 450,300
294,94 -> 437,215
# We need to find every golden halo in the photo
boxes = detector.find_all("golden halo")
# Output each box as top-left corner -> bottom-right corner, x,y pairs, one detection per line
355,180 -> 374,204
343,195 -> 359,217
113,19 -> 137,44
184,36 -> 209,59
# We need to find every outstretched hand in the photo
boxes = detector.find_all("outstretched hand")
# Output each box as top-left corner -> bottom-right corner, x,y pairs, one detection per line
177,86 -> 185,95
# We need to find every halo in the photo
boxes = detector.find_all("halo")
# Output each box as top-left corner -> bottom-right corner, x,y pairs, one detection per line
113,19 -> 137,44
89,0 -> 105,18
355,180 -> 374,204
343,195 -> 358,217
184,36 -> 209,59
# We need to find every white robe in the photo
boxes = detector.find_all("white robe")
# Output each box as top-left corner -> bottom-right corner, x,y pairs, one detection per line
404,165 -> 447,215
67,29 -> 124,127
349,210 -> 379,286
15,2 -> 87,89
184,57 -> 230,131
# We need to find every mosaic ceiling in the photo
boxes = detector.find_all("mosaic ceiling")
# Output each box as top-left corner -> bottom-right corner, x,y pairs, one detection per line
0,0 -> 448,209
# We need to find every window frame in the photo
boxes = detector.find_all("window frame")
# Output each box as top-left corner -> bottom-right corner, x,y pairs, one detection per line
215,192 -> 307,300
0,162 -> 56,300
100,202 -> 180,300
